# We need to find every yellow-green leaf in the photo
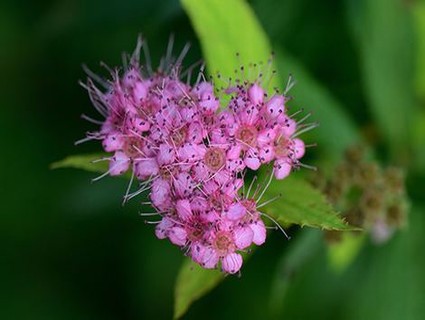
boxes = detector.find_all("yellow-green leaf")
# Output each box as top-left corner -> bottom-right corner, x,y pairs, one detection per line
50,153 -> 108,173
327,232 -> 365,273
181,0 -> 280,91
262,175 -> 357,231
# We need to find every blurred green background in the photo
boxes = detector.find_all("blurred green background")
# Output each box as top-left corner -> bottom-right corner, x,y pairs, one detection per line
1,0 -> 424,319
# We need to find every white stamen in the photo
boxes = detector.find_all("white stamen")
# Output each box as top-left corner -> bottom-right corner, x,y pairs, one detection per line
82,64 -> 109,89
246,175 -> 258,198
81,114 -> 104,125
291,122 -> 319,138
284,74 -> 296,95
259,211 -> 290,240
91,170 -> 110,182
256,168 -> 274,203
142,41 -> 153,75
175,43 -> 191,67
256,193 -> 282,209
122,170 -> 135,205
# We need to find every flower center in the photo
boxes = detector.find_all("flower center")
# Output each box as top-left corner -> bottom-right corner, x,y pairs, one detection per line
188,224 -> 204,242
204,147 -> 226,171
274,137 -> 290,158
236,125 -> 257,147
209,191 -> 232,213
214,231 -> 233,254
170,127 -> 187,147
242,199 -> 257,213
159,165 -> 178,181
123,137 -> 144,159
210,198 -> 222,211
240,199 -> 259,223
137,101 -> 155,116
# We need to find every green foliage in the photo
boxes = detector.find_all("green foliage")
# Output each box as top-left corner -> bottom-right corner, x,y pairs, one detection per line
172,175 -> 355,318
262,175 -> 356,231
413,1 -> 425,100
269,229 -> 322,316
50,153 -> 108,173
271,206 -> 425,320
412,1 -> 425,172
181,0 -> 355,230
327,232 -> 365,273
181,0 -> 280,90
412,110 -> 425,171
172,2 -> 359,317
183,0 -> 361,161
174,260 -> 224,319
22,0 -> 425,320
274,50 -> 360,158
346,0 -> 417,162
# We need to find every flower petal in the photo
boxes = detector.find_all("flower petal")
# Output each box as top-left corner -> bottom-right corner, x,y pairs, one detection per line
109,151 -> 130,176
134,158 -> 159,179
151,179 -> 171,208
155,218 -> 174,239
234,226 -> 254,249
274,160 -> 292,180
245,152 -> 261,170
266,95 -> 285,118
222,253 -> 243,274
103,132 -> 125,152
293,138 -> 305,159
226,203 -> 246,221
176,199 -> 193,221
248,83 -> 264,105
169,227 -> 187,246
193,244 -> 220,269
157,144 -> 175,165
250,219 -> 267,245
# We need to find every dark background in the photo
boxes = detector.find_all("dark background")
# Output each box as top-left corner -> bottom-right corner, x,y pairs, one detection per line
1,0 -> 424,319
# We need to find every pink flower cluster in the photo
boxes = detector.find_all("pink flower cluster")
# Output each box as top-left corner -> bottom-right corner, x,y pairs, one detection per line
81,38 -> 306,274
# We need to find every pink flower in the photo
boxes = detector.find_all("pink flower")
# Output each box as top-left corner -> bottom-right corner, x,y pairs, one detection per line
248,83 -> 265,105
193,82 -> 220,114
80,36 -> 313,274
134,158 -> 159,180
150,179 -> 171,209
272,136 -> 305,180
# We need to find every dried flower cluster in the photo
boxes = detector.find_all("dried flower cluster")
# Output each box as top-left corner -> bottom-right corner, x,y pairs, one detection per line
315,145 -> 409,244
79,37 -> 309,273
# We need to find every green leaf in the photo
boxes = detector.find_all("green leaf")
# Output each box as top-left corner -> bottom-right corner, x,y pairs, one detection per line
266,207 -> 425,320
346,0 -> 417,161
412,2 -> 425,172
262,175 -> 357,231
50,153 -> 108,173
175,1 -> 281,317
179,2 -> 358,316
275,50 -> 360,158
172,175 -> 351,319
183,0 -> 361,160
181,0 -> 280,90
327,232 -> 365,273
174,259 -> 224,319
269,229 -> 322,316
412,110 -> 425,171
413,1 -> 425,100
